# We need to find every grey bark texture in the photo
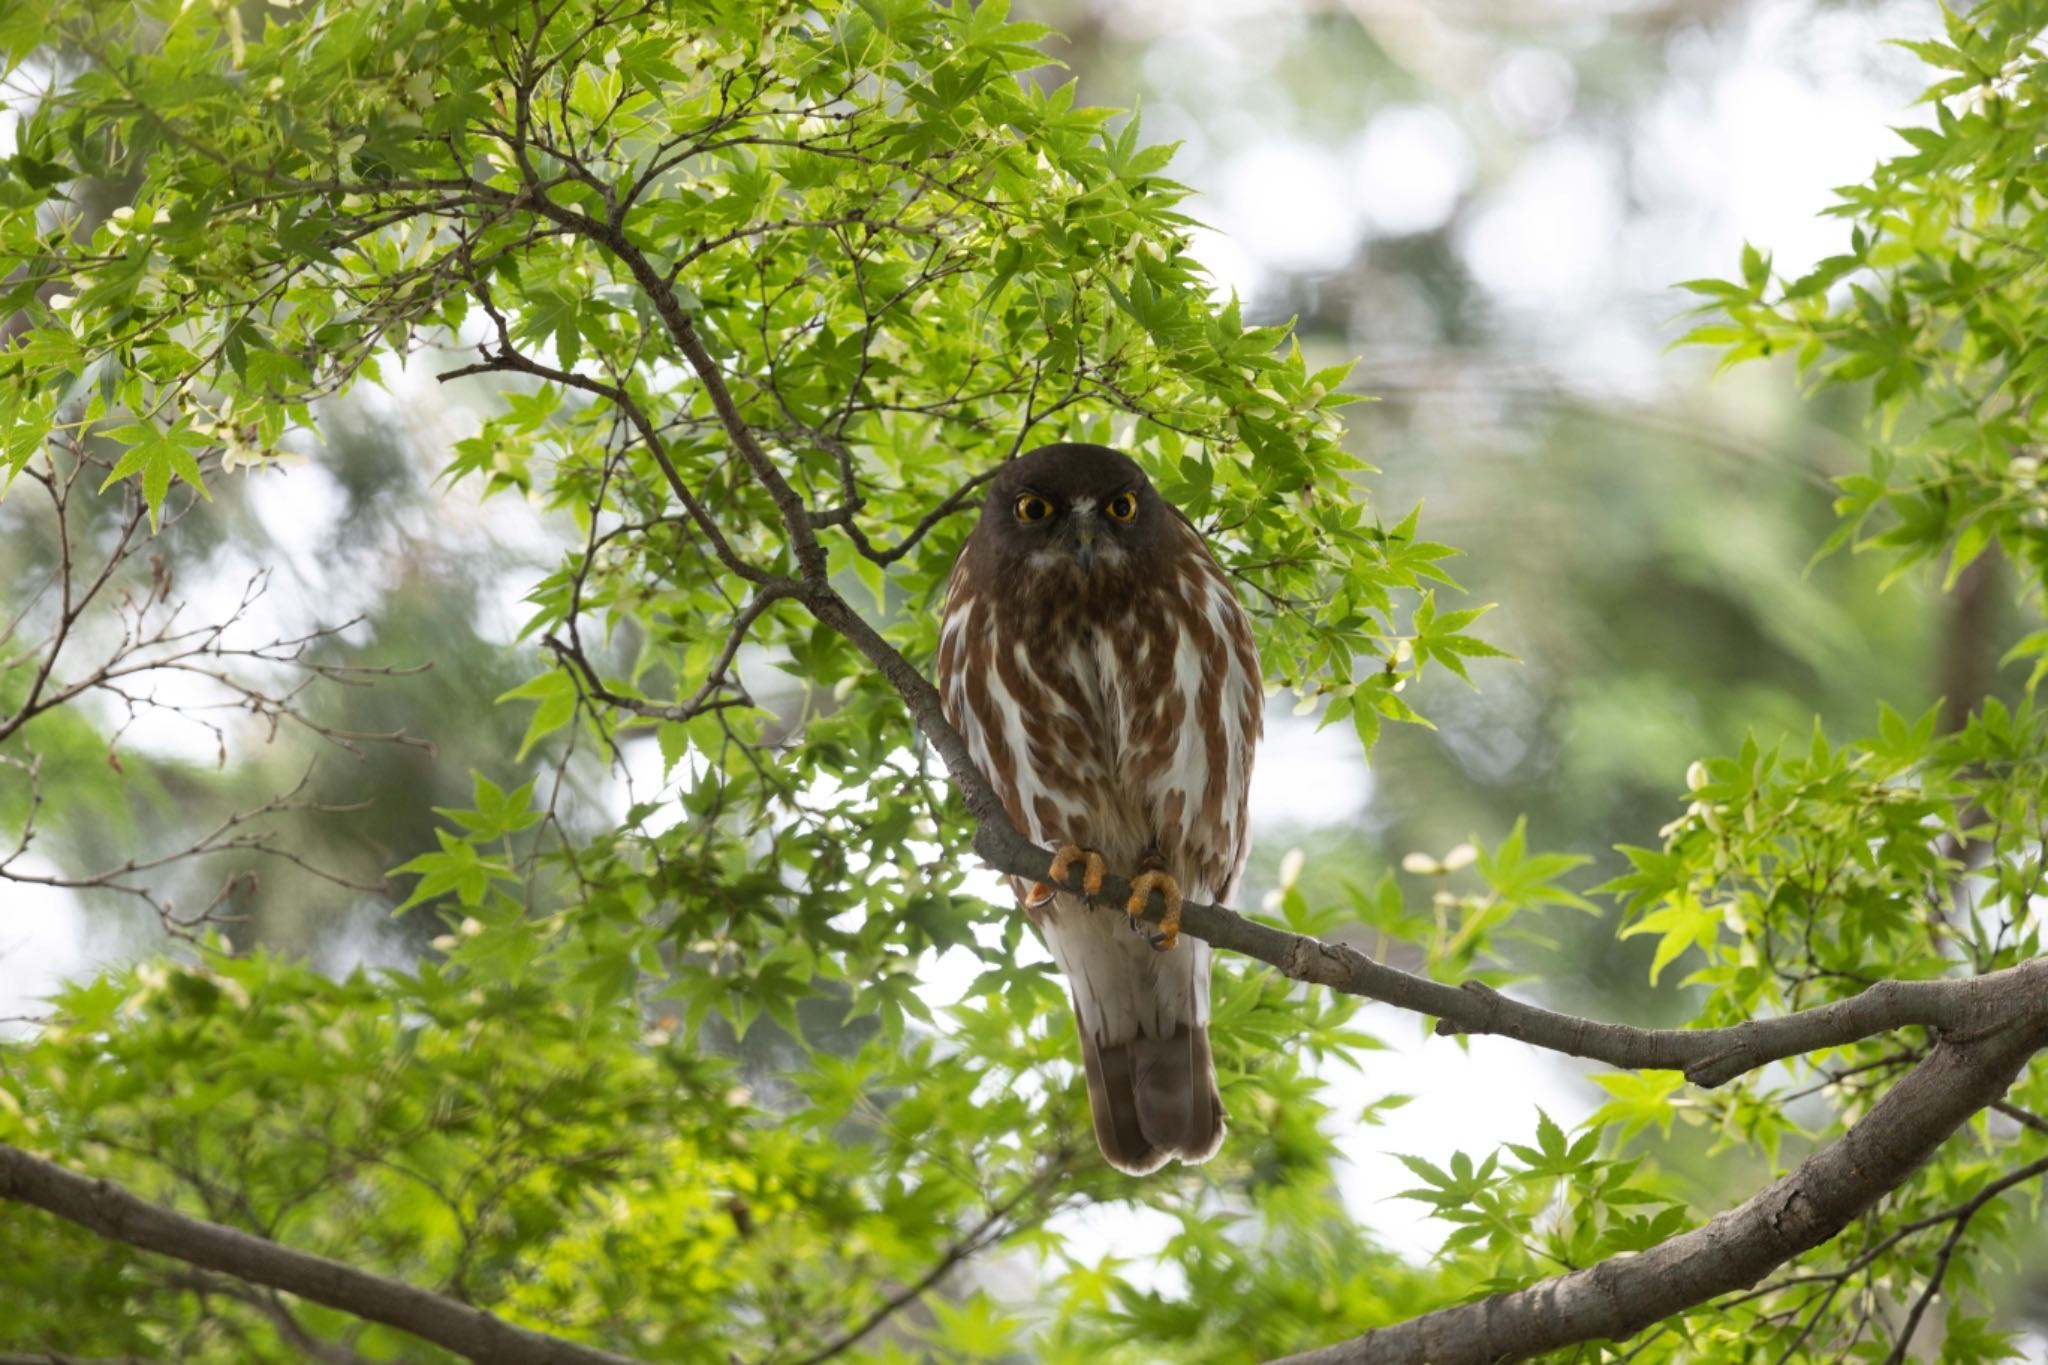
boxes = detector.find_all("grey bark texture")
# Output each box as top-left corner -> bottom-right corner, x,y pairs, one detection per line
0,1144 -> 641,1365
1270,1000 -> 2048,1364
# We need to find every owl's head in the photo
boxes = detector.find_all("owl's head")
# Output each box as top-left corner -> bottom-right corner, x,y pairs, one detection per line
974,442 -> 1175,580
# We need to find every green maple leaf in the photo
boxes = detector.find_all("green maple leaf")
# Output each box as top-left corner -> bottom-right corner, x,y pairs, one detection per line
98,420 -> 210,529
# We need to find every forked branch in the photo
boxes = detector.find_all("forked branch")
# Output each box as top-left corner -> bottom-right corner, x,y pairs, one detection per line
1269,1015 -> 2048,1364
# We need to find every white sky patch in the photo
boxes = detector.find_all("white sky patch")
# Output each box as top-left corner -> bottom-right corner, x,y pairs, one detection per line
1489,47 -> 1578,139
1326,1004 -> 1595,1259
245,460 -> 350,591
0,875 -> 88,1036
916,903 -> 1052,1014
1139,27 -> 1249,98
0,58 -> 64,154
1553,314 -> 1665,401
1350,104 -> 1474,238
1119,0 -> 1301,58
1458,136 -> 1619,309
915,944 -> 987,1012
308,900 -> 419,980
60,543 -> 324,769
1708,63 -> 1901,280
610,734 -> 693,840
1250,711 -> 1373,828
1638,0 -> 1933,289
470,557 -> 553,648
1043,1199 -> 1188,1297
1138,100 -> 1210,178
1219,137 -> 1363,275
1638,60 -> 1907,287
1185,224 -> 1263,308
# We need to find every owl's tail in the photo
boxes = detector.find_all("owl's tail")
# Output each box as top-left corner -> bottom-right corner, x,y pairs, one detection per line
1078,1020 -> 1225,1176
1038,889 -> 1226,1174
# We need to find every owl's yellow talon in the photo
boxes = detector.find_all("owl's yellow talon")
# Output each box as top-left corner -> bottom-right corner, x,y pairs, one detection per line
1048,844 -> 1107,896
1127,869 -> 1183,950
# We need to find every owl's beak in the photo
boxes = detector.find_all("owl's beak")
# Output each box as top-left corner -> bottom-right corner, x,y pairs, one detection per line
1068,518 -> 1097,572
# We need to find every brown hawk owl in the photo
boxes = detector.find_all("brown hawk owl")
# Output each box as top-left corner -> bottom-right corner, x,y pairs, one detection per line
937,442 -> 1263,1174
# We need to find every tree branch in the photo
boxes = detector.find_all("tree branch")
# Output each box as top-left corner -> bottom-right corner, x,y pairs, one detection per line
159,1268 -> 389,1365
431,265 -> 771,588
1268,1012 -> 2048,1365
1991,1098 -> 2048,1136
1879,1152 -> 2048,1365
0,1145 -> 644,1365
804,570 -> 2048,1086
780,1157 -> 1070,1365
503,191 -> 829,585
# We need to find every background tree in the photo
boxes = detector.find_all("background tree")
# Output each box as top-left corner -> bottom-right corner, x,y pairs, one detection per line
0,2 -> 2043,1363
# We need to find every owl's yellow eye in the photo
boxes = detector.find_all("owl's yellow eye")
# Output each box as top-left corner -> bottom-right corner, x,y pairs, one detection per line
1105,490 -> 1139,522
1015,493 -> 1054,524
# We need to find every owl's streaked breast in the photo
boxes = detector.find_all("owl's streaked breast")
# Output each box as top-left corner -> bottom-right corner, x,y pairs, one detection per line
936,519 -> 1262,906
937,574 -> 1144,863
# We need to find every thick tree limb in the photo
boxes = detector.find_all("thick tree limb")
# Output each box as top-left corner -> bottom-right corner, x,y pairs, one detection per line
0,1145 -> 644,1365
1269,1006 -> 2048,1365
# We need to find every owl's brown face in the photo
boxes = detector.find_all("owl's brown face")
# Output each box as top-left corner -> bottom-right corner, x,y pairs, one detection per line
972,442 -> 1176,585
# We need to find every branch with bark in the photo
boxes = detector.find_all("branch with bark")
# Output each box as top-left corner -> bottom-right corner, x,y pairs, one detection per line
0,1145 -> 638,1365
1270,1017 -> 2048,1363
0,1138 -> 1077,1365
0,437 -> 427,938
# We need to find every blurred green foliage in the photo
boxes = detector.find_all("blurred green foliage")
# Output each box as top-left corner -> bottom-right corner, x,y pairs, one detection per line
0,0 -> 2045,1361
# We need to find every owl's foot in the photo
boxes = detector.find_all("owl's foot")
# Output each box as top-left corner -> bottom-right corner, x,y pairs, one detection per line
1127,869 -> 1184,951
1044,844 -> 1107,900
